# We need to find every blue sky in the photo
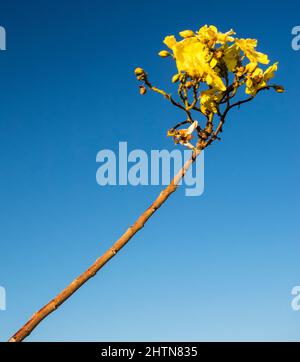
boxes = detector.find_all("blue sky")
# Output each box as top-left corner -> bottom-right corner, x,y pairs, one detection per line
0,0 -> 299,341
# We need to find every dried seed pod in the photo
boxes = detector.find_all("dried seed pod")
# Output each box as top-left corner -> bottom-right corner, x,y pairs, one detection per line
139,85 -> 147,95
185,81 -> 193,89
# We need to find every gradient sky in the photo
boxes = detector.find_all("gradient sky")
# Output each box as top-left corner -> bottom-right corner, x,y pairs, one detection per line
0,0 -> 299,341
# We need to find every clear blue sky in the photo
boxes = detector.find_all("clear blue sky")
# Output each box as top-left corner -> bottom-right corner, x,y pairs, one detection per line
0,0 -> 299,341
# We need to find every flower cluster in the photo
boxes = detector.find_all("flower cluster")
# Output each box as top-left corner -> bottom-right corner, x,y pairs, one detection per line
134,25 -> 284,150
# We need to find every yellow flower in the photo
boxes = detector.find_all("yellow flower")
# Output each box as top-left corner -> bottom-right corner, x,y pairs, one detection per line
246,62 -> 278,95
200,89 -> 222,114
166,36 -> 226,90
158,26 -> 280,97
198,25 -> 235,47
235,38 -> 269,65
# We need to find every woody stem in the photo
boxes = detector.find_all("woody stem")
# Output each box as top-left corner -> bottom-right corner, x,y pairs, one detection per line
8,149 -> 202,342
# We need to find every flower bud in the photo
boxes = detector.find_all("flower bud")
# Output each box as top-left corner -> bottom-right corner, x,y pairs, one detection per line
167,129 -> 176,137
172,74 -> 180,83
274,85 -> 285,93
158,50 -> 170,57
134,67 -> 145,76
179,30 -> 194,38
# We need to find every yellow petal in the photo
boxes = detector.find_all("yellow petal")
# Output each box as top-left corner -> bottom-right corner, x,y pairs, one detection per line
210,58 -> 218,68
245,62 -> 258,73
186,121 -> 198,134
163,35 -> 177,49
223,44 -> 240,71
205,72 -> 226,91
263,62 -> 278,80
252,68 -> 263,77
255,51 -> 269,65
